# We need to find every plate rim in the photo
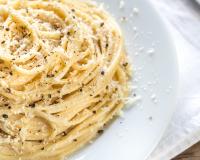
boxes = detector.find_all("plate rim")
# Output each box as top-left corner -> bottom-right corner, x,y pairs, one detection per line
143,0 -> 179,159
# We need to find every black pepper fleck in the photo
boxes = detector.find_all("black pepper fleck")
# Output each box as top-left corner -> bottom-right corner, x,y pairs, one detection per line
39,140 -> 43,143
100,70 -> 105,75
29,103 -> 35,108
93,110 -> 96,114
121,17 -> 127,21
149,116 -> 153,121
47,74 -> 54,78
123,62 -> 128,67
1,41 -> 5,44
27,33 -> 31,37
73,139 -> 77,142
2,114 -> 8,119
97,130 -> 104,134
100,22 -> 104,27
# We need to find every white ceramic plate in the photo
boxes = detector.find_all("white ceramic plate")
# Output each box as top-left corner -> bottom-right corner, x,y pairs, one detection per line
68,0 -> 178,160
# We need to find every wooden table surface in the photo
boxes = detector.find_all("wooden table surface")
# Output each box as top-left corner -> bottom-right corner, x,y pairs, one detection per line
172,142 -> 200,160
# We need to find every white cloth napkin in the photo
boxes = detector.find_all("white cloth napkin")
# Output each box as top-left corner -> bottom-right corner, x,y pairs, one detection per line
148,0 -> 200,159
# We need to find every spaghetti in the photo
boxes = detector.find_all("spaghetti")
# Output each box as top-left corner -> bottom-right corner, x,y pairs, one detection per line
0,0 -> 131,159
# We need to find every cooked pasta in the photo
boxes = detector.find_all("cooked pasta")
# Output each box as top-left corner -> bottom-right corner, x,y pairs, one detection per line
0,0 -> 131,159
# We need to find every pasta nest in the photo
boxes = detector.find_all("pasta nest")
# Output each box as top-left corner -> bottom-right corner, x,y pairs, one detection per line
0,0 -> 130,159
